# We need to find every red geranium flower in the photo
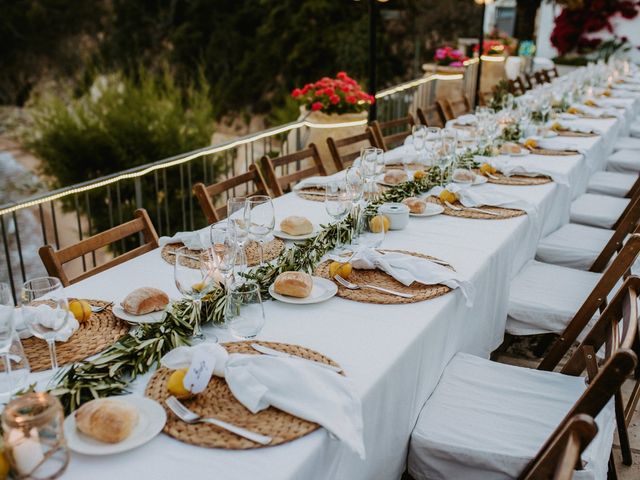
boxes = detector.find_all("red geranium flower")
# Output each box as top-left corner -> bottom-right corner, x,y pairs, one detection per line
311,102 -> 323,111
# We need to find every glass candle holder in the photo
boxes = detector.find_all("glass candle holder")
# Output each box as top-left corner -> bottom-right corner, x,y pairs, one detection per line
2,392 -> 69,479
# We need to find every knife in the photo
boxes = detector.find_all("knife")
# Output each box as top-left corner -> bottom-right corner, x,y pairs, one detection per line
250,343 -> 343,373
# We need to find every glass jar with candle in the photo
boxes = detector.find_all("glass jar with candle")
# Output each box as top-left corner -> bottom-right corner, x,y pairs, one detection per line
2,392 -> 69,479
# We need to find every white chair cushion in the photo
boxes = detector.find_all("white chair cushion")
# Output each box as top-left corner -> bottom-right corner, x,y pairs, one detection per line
613,136 -> 640,151
631,121 -> 640,138
570,193 -> 629,229
608,149 -> 640,172
587,171 -> 636,197
536,223 -> 614,270
507,260 -> 600,335
408,352 -> 615,480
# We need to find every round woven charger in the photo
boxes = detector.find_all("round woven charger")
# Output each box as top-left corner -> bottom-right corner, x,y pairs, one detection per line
557,131 -> 597,138
23,300 -> 129,373
528,147 -> 579,157
315,249 -> 452,304
578,114 -> 616,120
427,196 -> 526,220
144,341 -> 340,449
161,239 -> 285,268
473,170 -> 551,186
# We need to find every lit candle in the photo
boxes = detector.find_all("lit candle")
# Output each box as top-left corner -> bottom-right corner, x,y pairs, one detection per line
8,427 -> 45,475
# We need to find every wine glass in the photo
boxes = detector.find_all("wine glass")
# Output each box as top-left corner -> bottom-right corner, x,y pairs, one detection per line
225,282 -> 265,339
246,195 -> 275,266
209,225 -> 237,288
20,277 -> 69,371
345,166 -> 365,204
360,147 -> 383,200
411,125 -> 427,165
439,129 -> 458,184
325,182 -> 352,253
174,247 -> 217,341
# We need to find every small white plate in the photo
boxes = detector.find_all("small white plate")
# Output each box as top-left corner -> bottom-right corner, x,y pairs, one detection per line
112,305 -> 165,324
269,276 -> 338,304
64,396 -> 166,456
410,203 -> 445,217
273,228 -> 318,241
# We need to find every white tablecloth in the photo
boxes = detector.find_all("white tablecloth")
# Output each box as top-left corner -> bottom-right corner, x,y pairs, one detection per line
24,91 -> 637,480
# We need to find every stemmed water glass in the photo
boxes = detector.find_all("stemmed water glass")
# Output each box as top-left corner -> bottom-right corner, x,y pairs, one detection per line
246,195 -> 275,266
209,225 -> 238,288
439,129 -> 458,185
360,147 -> 383,200
411,125 -> 427,167
174,247 -> 217,341
20,277 -> 70,371
227,197 -> 250,279
225,282 -> 265,339
325,182 -> 352,253
345,166 -> 365,205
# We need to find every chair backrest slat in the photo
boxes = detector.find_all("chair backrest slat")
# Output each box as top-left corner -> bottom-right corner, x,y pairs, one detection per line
416,105 -> 446,128
369,114 -> 415,151
327,128 -> 376,171
259,144 -> 326,197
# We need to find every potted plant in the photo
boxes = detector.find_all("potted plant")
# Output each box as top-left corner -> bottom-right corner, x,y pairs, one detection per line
290,72 -> 374,171
426,46 -> 469,75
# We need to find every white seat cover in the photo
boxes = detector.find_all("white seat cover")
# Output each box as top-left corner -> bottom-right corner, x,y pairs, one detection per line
507,260 -> 600,335
631,121 -> 640,138
536,223 -> 614,270
587,171 -> 636,197
613,136 -> 640,151
408,352 -> 614,480
570,193 -> 629,229
608,149 -> 640,172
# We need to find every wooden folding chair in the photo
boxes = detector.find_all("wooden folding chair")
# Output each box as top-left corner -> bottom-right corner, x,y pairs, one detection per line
416,105 -> 445,128
437,96 -> 471,122
369,114 -> 415,151
524,72 -> 538,89
537,69 -> 552,84
521,414 -> 598,480
512,76 -> 527,95
327,128 -> 377,171
193,164 -> 269,224
39,208 -> 159,286
259,143 -> 326,197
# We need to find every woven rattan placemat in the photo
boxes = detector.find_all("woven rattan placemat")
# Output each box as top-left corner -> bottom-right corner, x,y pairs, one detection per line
527,147 -> 580,156
145,341 -> 341,449
482,172 -> 552,186
315,249 -> 453,304
427,196 -> 526,220
161,239 -> 284,268
557,131 -> 598,138
23,300 -> 129,372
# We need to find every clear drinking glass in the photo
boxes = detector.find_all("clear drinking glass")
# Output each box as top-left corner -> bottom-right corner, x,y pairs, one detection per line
246,195 -> 275,266
209,225 -> 237,288
20,277 -> 69,371
345,166 -> 365,204
174,247 -> 217,341
227,197 -> 249,246
439,129 -> 458,184
325,182 -> 352,253
225,282 -> 265,339
360,147 -> 383,200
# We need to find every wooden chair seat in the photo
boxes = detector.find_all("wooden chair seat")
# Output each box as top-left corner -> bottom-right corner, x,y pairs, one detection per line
259,144 -> 326,197
416,105 -> 445,128
369,114 -> 415,151
327,128 -> 377,171
193,164 -> 269,224
39,209 -> 159,286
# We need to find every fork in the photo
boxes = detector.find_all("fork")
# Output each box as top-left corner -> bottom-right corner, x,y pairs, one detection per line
334,275 -> 415,299
91,301 -> 113,313
485,172 -> 499,180
165,396 -> 272,445
444,201 -> 500,217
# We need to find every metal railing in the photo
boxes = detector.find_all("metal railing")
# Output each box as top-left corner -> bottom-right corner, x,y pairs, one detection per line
0,61 -> 481,302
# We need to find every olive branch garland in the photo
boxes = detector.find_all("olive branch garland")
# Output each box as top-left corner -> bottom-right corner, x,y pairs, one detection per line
48,150 -> 491,414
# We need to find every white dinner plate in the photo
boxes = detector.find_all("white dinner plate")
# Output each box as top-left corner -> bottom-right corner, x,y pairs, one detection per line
269,276 -> 338,304
273,228 -> 319,241
64,396 -> 166,456
112,305 -> 165,324
409,203 -> 445,217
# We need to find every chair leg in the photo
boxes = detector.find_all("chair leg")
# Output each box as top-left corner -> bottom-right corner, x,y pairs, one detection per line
490,334 -> 514,361
608,451 -> 618,480
615,390 -> 633,466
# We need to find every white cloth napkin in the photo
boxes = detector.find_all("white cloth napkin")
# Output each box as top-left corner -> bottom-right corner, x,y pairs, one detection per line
334,248 -> 474,306
161,343 -> 365,458
382,146 -> 419,165
159,228 -> 211,250
0,305 -> 79,341
454,114 -> 477,126
571,103 -> 620,118
474,156 -> 568,186
553,121 -> 600,134
295,171 -> 346,190
536,138 -> 586,154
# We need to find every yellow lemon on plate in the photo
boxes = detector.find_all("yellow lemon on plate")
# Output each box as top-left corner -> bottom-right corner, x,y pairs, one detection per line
567,107 -> 580,115
68,299 -> 92,323
167,368 -> 193,399
438,190 -> 457,204
369,215 -> 390,233
584,99 -> 596,107
479,163 -> 496,175
329,261 -> 353,279
551,122 -> 563,132
413,170 -> 427,181
602,90 -> 612,97
523,138 -> 538,149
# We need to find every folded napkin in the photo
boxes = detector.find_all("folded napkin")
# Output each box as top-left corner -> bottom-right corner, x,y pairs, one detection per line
536,139 -> 586,154
571,103 -> 619,118
382,146 -> 419,165
295,171 -> 346,190
0,305 -> 79,341
552,121 -> 600,134
454,114 -> 477,126
161,343 -> 365,458
475,156 -> 568,186
339,248 -> 474,306
159,228 -> 211,250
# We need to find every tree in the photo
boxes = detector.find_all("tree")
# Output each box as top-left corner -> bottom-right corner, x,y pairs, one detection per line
514,0 -> 541,41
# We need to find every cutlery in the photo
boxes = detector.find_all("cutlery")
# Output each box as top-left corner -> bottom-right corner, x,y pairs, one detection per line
91,301 -> 113,313
485,172 -> 499,180
165,396 -> 272,445
250,343 -> 343,373
294,188 -> 326,196
167,250 -> 200,261
444,201 -> 500,217
334,274 -> 415,299
378,251 -> 451,268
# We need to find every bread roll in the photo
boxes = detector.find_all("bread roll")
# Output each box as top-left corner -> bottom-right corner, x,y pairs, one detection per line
273,272 -> 313,298
383,169 -> 408,185
500,142 -> 521,155
76,398 -> 139,443
121,287 -> 169,315
280,216 -> 313,236
402,197 -> 427,214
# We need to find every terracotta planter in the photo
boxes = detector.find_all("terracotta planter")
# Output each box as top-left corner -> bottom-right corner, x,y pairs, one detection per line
423,63 -> 466,76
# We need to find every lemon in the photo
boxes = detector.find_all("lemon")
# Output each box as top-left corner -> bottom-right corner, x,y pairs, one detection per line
524,138 -> 538,149
167,368 -> 193,399
602,90 -> 612,97
369,215 -> 390,233
438,190 -> 457,204
551,122 -> 563,131
329,261 -> 353,279
584,99 -> 596,107
0,450 -> 9,480
413,170 -> 427,181
567,107 -> 580,115
479,163 -> 496,175
68,299 -> 92,323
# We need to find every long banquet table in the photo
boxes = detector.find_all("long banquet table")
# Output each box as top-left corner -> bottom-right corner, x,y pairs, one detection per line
27,95 -> 639,480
